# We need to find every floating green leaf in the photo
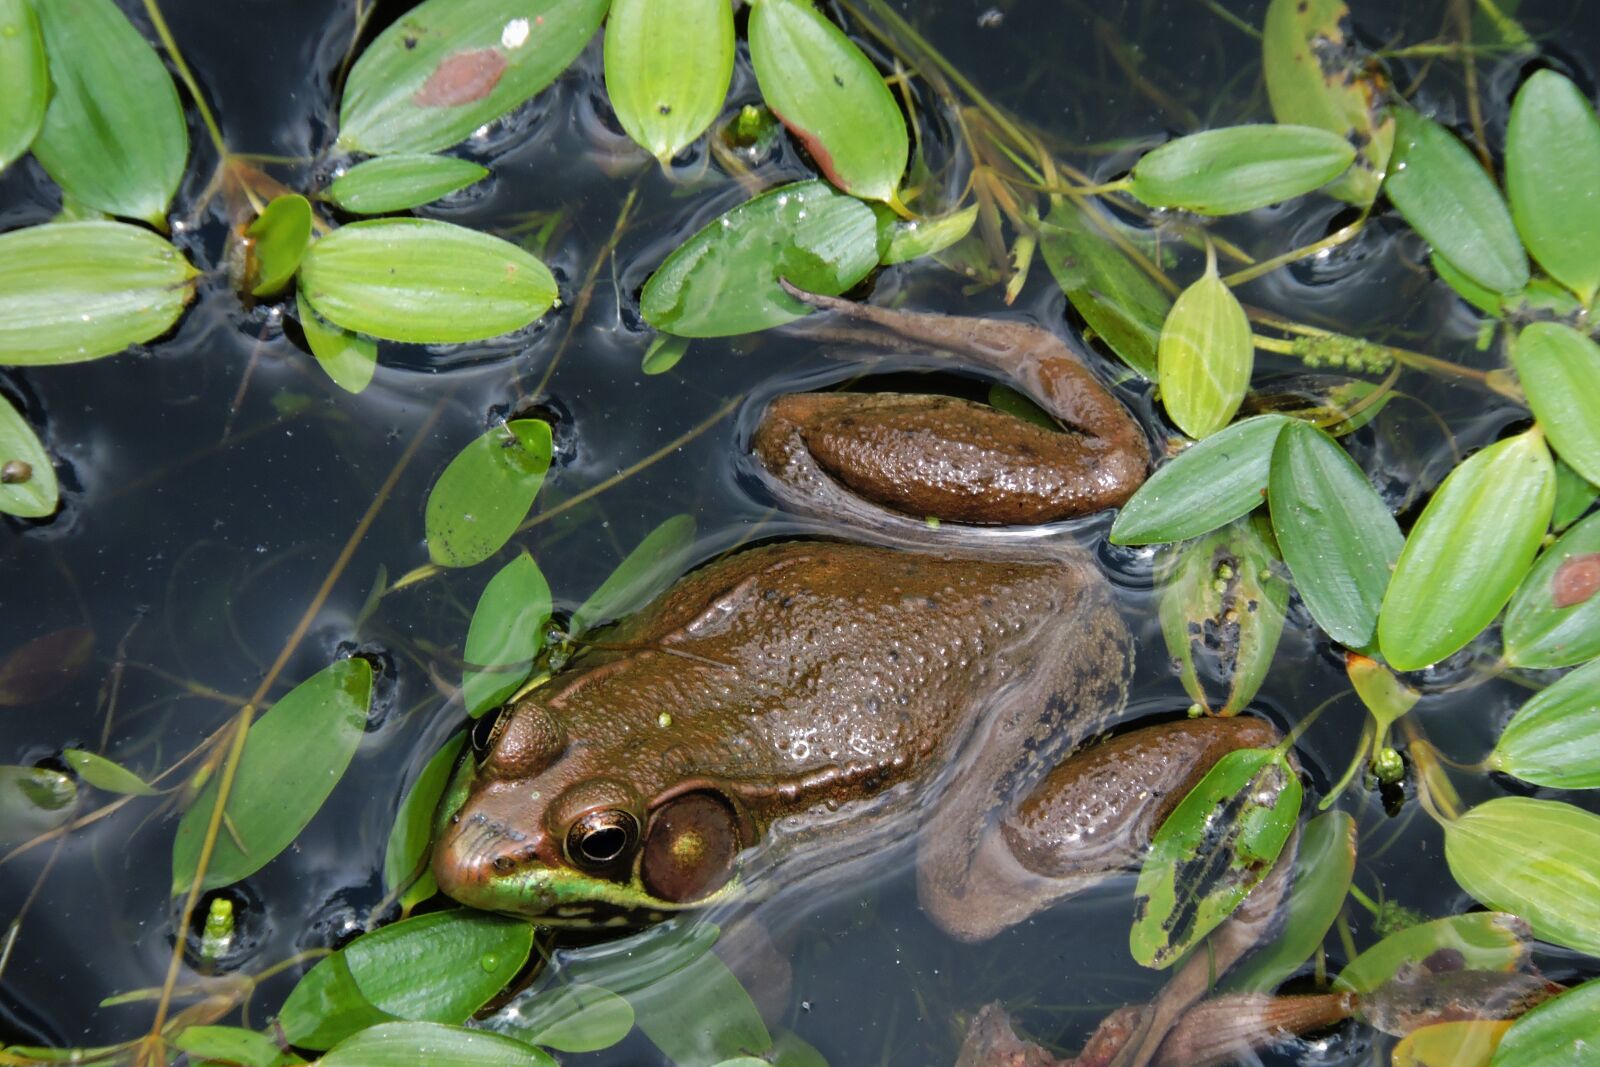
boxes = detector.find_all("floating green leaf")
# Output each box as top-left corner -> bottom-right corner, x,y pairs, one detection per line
276,954 -> 395,1050
1037,196 -> 1170,379
463,551 -> 551,716
570,514 -> 696,636
879,204 -> 979,266
29,0 -> 187,225
300,219 -> 557,343
1491,977 -> 1600,1067
1261,0 -> 1393,204
1157,254 -> 1253,438
1333,912 -> 1529,994
172,658 -> 374,894
326,154 -> 490,215
338,0 -> 609,156
1158,520 -> 1289,715
987,383 -> 1056,431
1378,432 -> 1554,671
1129,125 -> 1355,216
1110,415 -> 1290,545
322,1022 -> 554,1067
1504,70 -> 1600,305
506,984 -> 635,1053
605,0 -> 733,164
0,765 -> 76,844
641,180 -> 879,337
1223,809 -> 1356,993
1131,746 -> 1302,968
641,333 -> 689,376
170,1026 -> 283,1067
1511,323 -> 1600,488
1502,511 -> 1600,668
1551,458 -> 1597,533
0,0 -> 47,172
0,221 -> 198,366
248,195 -> 313,298
295,288 -> 377,395
1383,108 -> 1529,295
1488,660 -> 1600,789
748,0 -> 908,204
62,749 -> 157,796
383,731 -> 466,907
1268,421 -> 1403,647
1432,250 -> 1504,316
1443,797 -> 1600,958
425,419 -> 552,568
0,394 -> 56,518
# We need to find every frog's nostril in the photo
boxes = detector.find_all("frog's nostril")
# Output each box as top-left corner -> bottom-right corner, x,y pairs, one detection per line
492,855 -> 517,872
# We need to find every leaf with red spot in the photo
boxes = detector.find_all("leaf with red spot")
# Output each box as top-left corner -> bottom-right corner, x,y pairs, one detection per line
413,48 -> 507,108
1503,511 -> 1600,668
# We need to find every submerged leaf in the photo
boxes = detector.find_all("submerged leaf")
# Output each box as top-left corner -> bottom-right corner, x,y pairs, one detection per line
605,0 -> 734,164
171,658 -> 374,894
1110,415 -> 1290,545
338,0 -> 608,155
640,180 -> 879,337
880,204 -> 979,266
326,154 -> 490,215
1491,978 -> 1600,1067
1334,913 -> 1529,994
1488,659 -> 1600,789
748,0 -> 908,203
383,731 -> 466,906
1346,654 -> 1419,738
1443,797 -> 1600,958
462,551 -> 551,716
425,419 -> 553,568
170,1026 -> 283,1067
0,0 -> 47,172
503,983 -> 635,1053
0,765 -> 76,844
299,219 -> 557,343
0,222 -> 197,365
247,195 -> 313,298
1377,432 -> 1554,671
1157,257 -> 1253,438
1129,125 -> 1355,215
62,749 -> 157,796
570,514 -> 697,636
321,1022 -> 553,1067
0,627 -> 93,705
1502,511 -> 1600,668
0,394 -> 57,518
29,0 -> 187,225
1551,458 -> 1597,533
1393,1020 -> 1509,1067
1504,70 -> 1600,304
295,288 -> 378,395
1511,322 -> 1600,488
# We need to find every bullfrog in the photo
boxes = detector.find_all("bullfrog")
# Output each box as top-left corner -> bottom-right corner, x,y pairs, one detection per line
433,289 -> 1295,1067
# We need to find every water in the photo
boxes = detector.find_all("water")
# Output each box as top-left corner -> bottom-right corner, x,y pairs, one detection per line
1,0 -> 1596,1063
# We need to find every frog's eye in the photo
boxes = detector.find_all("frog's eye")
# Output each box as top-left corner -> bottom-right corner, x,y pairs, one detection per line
641,793 -> 740,904
470,706 -> 511,761
566,809 -> 640,870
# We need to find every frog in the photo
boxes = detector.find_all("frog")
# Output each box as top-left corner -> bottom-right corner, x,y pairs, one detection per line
432,287 -> 1298,1067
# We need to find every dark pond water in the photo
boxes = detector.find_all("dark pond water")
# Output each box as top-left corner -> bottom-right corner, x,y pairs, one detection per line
2,0 -> 1597,1064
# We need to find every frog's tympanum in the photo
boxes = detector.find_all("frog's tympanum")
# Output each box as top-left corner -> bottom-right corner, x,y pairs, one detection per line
434,289 -> 1296,1067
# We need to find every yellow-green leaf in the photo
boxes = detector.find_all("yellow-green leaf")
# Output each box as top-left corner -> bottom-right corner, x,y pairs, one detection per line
0,393 -> 56,518
462,550 -> 550,716
1511,322 -> 1600,488
0,0 -> 47,172
748,0 -> 908,204
604,0 -> 734,164
1393,1020 -> 1509,1067
1158,257 -> 1253,438
295,287 -> 378,395
326,154 -> 490,215
62,749 -> 157,796
1491,978 -> 1600,1067
425,419 -> 553,568
247,194 -> 313,298
338,0 -> 608,156
1504,70 -> 1600,305
1443,797 -> 1600,958
1502,511 -> 1600,669
1346,654 -> 1418,737
29,0 -> 187,225
1488,659 -> 1600,788
880,203 -> 979,266
1334,912 -> 1529,994
1378,432 -> 1555,671
640,333 -> 689,375
0,221 -> 198,365
299,219 -> 556,343
322,1022 -> 553,1067
1129,125 -> 1356,216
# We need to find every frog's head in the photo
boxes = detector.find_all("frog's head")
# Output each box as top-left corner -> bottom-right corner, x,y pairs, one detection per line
431,699 -> 749,924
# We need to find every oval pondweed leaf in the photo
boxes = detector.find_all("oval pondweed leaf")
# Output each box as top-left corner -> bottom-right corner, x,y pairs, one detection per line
462,550 -> 551,716
1128,124 -> 1356,216
0,0 -> 47,172
1110,414 -> 1290,545
1443,797 -> 1600,959
29,0 -> 187,226
1552,458 -> 1598,533
295,287 -> 378,395
605,0 -> 735,165
1130,747 -> 1302,969
1377,431 -> 1555,672
171,657 -> 374,894
1157,254 -> 1253,439
1511,322 -> 1600,489
497,983 -> 635,1053
1268,421 -> 1403,649
321,1021 -> 555,1067
640,333 -> 689,376
1491,977 -> 1600,1067
0,393 -> 57,518
0,221 -> 198,366
247,194 -> 313,298
325,154 -> 490,215
1488,659 -> 1600,789
1502,510 -> 1600,668
1333,912 -> 1530,994
299,218 -> 557,343
275,953 -> 396,1050
1383,107 -> 1529,296
1037,196 -> 1170,380
383,731 -> 466,911
748,0 -> 909,205
569,514 -> 697,637
640,180 -> 879,337
61,748 -> 157,796
1393,1021 -> 1512,1067
425,419 -> 553,568
879,203 -> 980,267
170,1026 -> 284,1067
1158,519 -> 1289,715
0,765 -> 77,845
1260,0 -> 1393,205
1504,70 -> 1600,305
1345,653 -> 1419,740
622,933 -> 774,1067
338,0 -> 609,156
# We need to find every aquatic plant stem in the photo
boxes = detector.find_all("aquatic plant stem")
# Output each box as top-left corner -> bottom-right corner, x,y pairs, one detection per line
141,0 -> 228,162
